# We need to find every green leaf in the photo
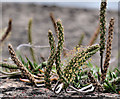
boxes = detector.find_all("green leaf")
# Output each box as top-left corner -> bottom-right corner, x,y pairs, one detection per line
87,61 -> 93,68
26,63 -> 32,73
52,65 -> 56,70
33,62 -> 38,68
25,56 -> 35,70
115,68 -> 120,73
34,64 -> 42,71
112,72 -> 117,78
105,79 -> 117,93
113,68 -> 120,76
19,55 -> 26,66
109,71 -> 113,80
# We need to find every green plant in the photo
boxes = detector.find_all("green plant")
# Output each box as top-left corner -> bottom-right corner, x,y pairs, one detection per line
101,18 -> 114,83
0,0 -> 119,95
8,44 -> 37,86
99,0 -> 107,74
44,30 -> 56,90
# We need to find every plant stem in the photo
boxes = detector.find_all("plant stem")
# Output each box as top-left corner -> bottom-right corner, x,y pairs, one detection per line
44,30 -> 56,89
0,62 -> 18,69
28,19 -> 36,63
0,19 -> 12,45
99,0 -> 107,75
8,44 -> 37,86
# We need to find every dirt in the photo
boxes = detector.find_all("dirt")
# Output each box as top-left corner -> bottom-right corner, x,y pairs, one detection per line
0,78 -> 119,98
0,2 -> 119,98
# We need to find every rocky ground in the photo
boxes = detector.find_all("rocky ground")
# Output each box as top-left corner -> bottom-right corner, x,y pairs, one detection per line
0,2 -> 119,98
0,78 -> 120,98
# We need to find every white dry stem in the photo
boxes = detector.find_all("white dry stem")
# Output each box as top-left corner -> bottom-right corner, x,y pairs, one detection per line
52,81 -> 94,94
16,43 -> 50,51
53,83 -> 64,94
20,78 -> 45,84
16,43 -> 69,53
67,84 -> 94,94
0,70 -> 21,75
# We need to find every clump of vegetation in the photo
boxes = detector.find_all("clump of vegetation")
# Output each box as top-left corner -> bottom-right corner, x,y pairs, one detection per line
0,0 -> 120,95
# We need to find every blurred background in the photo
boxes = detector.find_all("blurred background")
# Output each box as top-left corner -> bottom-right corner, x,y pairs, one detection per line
1,1 -> 119,70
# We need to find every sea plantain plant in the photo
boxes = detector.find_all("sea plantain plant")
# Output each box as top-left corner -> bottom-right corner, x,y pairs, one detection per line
0,0 -> 120,95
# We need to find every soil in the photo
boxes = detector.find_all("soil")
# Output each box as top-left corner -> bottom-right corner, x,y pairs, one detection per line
0,78 -> 120,98
0,2 -> 120,98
